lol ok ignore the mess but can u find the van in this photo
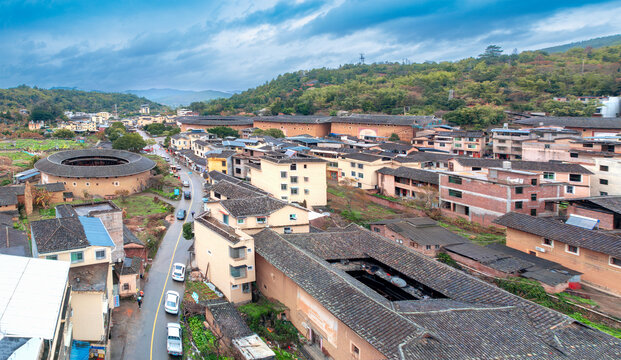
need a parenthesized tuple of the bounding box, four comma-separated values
(183, 191, 191, 200)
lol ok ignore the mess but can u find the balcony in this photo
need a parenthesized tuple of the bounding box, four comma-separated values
(230, 265, 247, 279)
(229, 246, 247, 261)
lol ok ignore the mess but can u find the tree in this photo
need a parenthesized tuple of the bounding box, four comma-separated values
(115, 189, 130, 203)
(112, 133, 147, 152)
(33, 188, 52, 208)
(28, 155, 41, 169)
(29, 102, 62, 122)
(479, 45, 503, 63)
(182, 222, 194, 240)
(541, 99, 598, 116)
(388, 133, 400, 141)
(163, 135, 171, 148)
(443, 105, 506, 129)
(207, 126, 239, 138)
(252, 128, 285, 138)
(53, 128, 75, 139)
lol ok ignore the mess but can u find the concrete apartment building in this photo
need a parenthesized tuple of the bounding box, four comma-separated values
(495, 212, 621, 296)
(252, 225, 621, 360)
(253, 116, 332, 137)
(491, 128, 530, 159)
(194, 213, 256, 304)
(439, 165, 571, 226)
(0, 254, 73, 360)
(434, 131, 487, 157)
(337, 153, 392, 189)
(376, 166, 439, 199)
(521, 137, 575, 162)
(248, 153, 327, 208)
(566, 138, 621, 196)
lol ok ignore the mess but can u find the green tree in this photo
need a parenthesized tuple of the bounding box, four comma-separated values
(182, 222, 194, 240)
(388, 133, 400, 141)
(252, 128, 286, 138)
(443, 105, 506, 129)
(29, 102, 62, 122)
(112, 133, 147, 152)
(541, 99, 598, 116)
(53, 128, 75, 139)
(479, 45, 503, 64)
(207, 126, 239, 138)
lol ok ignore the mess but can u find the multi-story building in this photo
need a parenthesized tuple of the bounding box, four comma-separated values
(514, 117, 621, 138)
(0, 254, 73, 360)
(439, 165, 572, 226)
(434, 131, 487, 157)
(139, 104, 150, 114)
(491, 128, 530, 160)
(337, 153, 392, 189)
(566, 138, 621, 196)
(170, 133, 191, 151)
(249, 153, 327, 208)
(495, 212, 621, 296)
(205, 150, 236, 175)
(376, 166, 439, 199)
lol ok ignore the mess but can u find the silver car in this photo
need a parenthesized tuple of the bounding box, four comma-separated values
(171, 263, 185, 282)
(164, 290, 180, 315)
(166, 323, 183, 356)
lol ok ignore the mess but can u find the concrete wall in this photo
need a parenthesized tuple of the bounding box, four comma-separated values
(118, 273, 140, 298)
(41, 171, 152, 198)
(337, 158, 390, 189)
(255, 255, 387, 360)
(505, 228, 621, 296)
(72, 291, 106, 341)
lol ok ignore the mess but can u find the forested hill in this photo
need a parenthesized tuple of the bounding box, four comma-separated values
(191, 45, 621, 128)
(0, 85, 165, 115)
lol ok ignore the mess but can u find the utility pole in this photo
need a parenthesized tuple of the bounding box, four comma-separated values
(581, 58, 585, 74)
(359, 53, 365, 65)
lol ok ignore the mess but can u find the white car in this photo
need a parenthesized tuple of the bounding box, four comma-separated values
(164, 290, 180, 315)
(166, 323, 183, 356)
(182, 180, 189, 187)
(171, 263, 185, 282)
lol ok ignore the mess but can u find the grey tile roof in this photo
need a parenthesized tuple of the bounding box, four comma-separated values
(333, 114, 437, 126)
(436, 130, 485, 138)
(0, 225, 30, 257)
(114, 256, 142, 276)
(253, 226, 621, 359)
(377, 167, 439, 185)
(207, 171, 267, 194)
(208, 180, 265, 199)
(494, 212, 621, 258)
(35, 149, 156, 178)
(195, 213, 242, 244)
(34, 182, 65, 193)
(68, 263, 109, 292)
(342, 152, 389, 162)
(566, 196, 621, 215)
(381, 219, 465, 246)
(203, 299, 254, 340)
(392, 153, 453, 163)
(452, 158, 593, 174)
(253, 115, 332, 124)
(218, 195, 287, 217)
(0, 191, 18, 206)
(55, 204, 77, 218)
(31, 217, 89, 254)
(515, 116, 621, 129)
(123, 225, 144, 246)
(377, 142, 414, 152)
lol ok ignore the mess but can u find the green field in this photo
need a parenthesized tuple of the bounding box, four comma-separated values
(112, 195, 169, 218)
(0, 139, 88, 151)
(0, 151, 35, 168)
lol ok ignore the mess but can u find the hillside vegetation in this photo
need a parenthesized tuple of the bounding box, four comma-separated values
(191, 45, 621, 128)
(0, 85, 164, 117)
(541, 34, 621, 53)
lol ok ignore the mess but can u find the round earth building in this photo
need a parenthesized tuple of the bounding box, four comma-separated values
(35, 149, 156, 198)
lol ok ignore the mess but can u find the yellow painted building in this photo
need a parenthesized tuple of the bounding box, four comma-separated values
(249, 154, 327, 208)
(337, 153, 392, 189)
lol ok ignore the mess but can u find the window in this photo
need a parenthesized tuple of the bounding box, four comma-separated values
(85, 182, 90, 186)
(543, 238, 553, 247)
(281, 183, 287, 190)
(358, 173, 364, 178)
(304, 189, 309, 194)
(531, 179, 537, 185)
(231, 284, 239, 290)
(71, 251, 84, 263)
(531, 193, 537, 201)
(610, 257, 621, 268)
(351, 171, 356, 177)
(544, 144, 550, 149)
(284, 227, 293, 234)
(73, 182, 77, 186)
(229, 247, 246, 259)
(435, 245, 440, 249)
(515, 201, 523, 209)
(448, 176, 462, 184)
(222, 214, 229, 225)
(351, 344, 360, 359)
(566, 245, 579, 255)
(304, 164, 307, 169)
(454, 143, 462, 148)
(113, 181, 120, 186)
(600, 179, 608, 185)
(341, 172, 345, 177)
(290, 176, 298, 183)
(600, 165, 609, 172)
(289, 214, 297, 221)
(123, 283, 130, 291)
(570, 152, 578, 158)
(280, 171, 287, 178)
(357, 163, 363, 169)
(448, 189, 462, 198)
(583, 143, 593, 148)
(46, 255, 58, 260)
(566, 185, 574, 194)
(290, 164, 297, 170)
(425, 245, 431, 250)
(569, 174, 582, 182)
(351, 162, 356, 168)
(543, 172, 555, 180)
(242, 283, 251, 293)
(304, 177, 309, 182)
(515, 187, 523, 194)
(281, 196, 288, 200)
(600, 191, 608, 196)
(95, 250, 106, 260)
(373, 227, 380, 232)
(291, 187, 298, 195)
(237, 218, 245, 224)
(530, 209, 537, 216)
(230, 265, 247, 278)
(257, 217, 266, 224)
(472, 167, 482, 171)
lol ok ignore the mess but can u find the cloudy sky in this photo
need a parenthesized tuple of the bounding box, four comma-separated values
(1, 0, 621, 92)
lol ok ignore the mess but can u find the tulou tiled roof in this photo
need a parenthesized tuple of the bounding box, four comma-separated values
(254, 226, 621, 359)
(35, 149, 156, 178)
(377, 167, 439, 185)
(494, 212, 621, 258)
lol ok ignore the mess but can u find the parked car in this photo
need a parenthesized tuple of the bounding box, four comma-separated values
(171, 263, 185, 282)
(182, 180, 189, 187)
(166, 323, 183, 356)
(183, 191, 191, 200)
(176, 209, 186, 220)
(164, 290, 180, 315)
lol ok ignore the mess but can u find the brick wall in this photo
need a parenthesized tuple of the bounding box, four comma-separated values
(330, 122, 414, 141)
(567, 205, 615, 230)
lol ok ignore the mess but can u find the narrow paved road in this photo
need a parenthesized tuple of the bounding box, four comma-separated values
(112, 131, 204, 359)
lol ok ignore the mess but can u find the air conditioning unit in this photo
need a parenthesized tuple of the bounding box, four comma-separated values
(535, 246, 546, 253)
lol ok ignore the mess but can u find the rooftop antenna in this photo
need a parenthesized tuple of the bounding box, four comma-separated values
(359, 53, 365, 65)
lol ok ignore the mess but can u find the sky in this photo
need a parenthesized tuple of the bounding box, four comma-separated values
(1, 0, 621, 92)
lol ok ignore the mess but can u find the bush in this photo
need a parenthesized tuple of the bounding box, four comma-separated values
(436, 252, 461, 270)
(183, 222, 194, 240)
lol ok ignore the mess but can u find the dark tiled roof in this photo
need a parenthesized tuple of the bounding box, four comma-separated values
(0, 213, 13, 226)
(31, 217, 89, 254)
(372, 218, 465, 246)
(55, 204, 77, 218)
(218, 196, 287, 217)
(209, 180, 265, 199)
(452, 158, 592, 174)
(207, 171, 267, 194)
(35, 149, 156, 178)
(195, 213, 242, 244)
(377, 167, 439, 185)
(205, 150, 236, 159)
(0, 191, 17, 206)
(123, 225, 144, 246)
(254, 227, 621, 359)
(115, 256, 142, 276)
(515, 117, 621, 129)
(444, 242, 534, 273)
(0, 225, 30, 257)
(35, 182, 65, 192)
(566, 196, 621, 215)
(177, 116, 254, 126)
(392, 153, 453, 163)
(69, 263, 109, 292)
(494, 212, 621, 258)
(253, 115, 332, 124)
(436, 131, 485, 138)
(203, 299, 254, 340)
(342, 152, 389, 162)
(377, 142, 414, 152)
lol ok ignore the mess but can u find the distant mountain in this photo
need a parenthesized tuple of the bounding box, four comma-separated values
(125, 88, 233, 107)
(540, 34, 621, 53)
